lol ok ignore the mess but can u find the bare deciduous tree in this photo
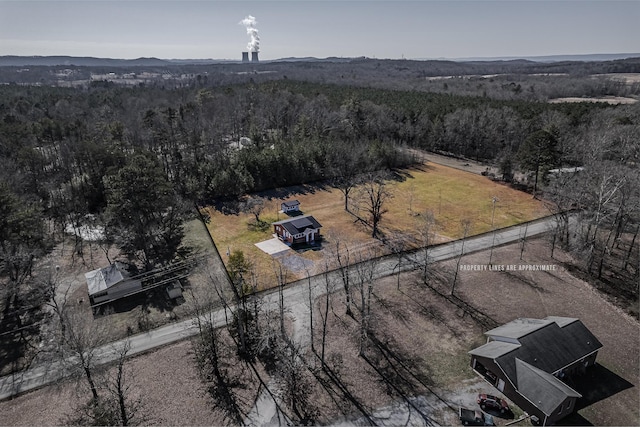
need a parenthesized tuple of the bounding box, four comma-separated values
(242, 196, 266, 227)
(418, 210, 437, 284)
(357, 173, 393, 239)
(390, 237, 406, 290)
(64, 312, 107, 401)
(189, 273, 247, 425)
(276, 343, 318, 424)
(452, 219, 472, 296)
(353, 248, 378, 357)
(318, 260, 336, 367)
(105, 340, 145, 426)
(333, 240, 353, 317)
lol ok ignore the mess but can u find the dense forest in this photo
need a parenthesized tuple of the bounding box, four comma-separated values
(1, 57, 639, 335)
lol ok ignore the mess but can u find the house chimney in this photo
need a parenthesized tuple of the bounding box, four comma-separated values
(242, 52, 249, 62)
(251, 51, 259, 62)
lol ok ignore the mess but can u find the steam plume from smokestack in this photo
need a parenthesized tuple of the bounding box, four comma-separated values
(239, 15, 260, 52)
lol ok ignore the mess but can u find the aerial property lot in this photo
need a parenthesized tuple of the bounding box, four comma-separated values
(2, 237, 635, 426)
(204, 161, 548, 290)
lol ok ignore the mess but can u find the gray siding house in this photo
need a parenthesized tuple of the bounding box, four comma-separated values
(469, 317, 601, 426)
(86, 262, 142, 306)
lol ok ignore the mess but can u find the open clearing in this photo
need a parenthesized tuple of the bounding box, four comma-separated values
(2, 237, 636, 426)
(205, 161, 547, 290)
(549, 96, 638, 105)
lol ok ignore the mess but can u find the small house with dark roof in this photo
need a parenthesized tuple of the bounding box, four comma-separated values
(273, 215, 322, 245)
(469, 317, 602, 426)
(281, 200, 300, 214)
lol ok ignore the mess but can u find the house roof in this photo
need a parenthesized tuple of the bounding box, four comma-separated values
(85, 262, 130, 295)
(469, 341, 521, 359)
(273, 215, 322, 235)
(281, 200, 300, 207)
(485, 317, 553, 340)
(471, 317, 600, 417)
(495, 318, 602, 382)
(544, 316, 579, 328)
(515, 359, 581, 416)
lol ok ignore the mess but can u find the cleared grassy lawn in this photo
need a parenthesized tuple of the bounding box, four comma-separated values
(204, 162, 548, 290)
(387, 163, 548, 238)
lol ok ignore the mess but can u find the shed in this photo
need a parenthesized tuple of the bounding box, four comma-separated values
(281, 200, 301, 213)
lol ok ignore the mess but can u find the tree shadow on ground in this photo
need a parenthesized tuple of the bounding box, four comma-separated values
(310, 359, 377, 425)
(209, 182, 331, 215)
(404, 162, 436, 174)
(259, 182, 331, 201)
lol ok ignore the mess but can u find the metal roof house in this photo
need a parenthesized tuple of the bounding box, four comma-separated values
(469, 317, 602, 426)
(273, 215, 322, 245)
(85, 262, 142, 306)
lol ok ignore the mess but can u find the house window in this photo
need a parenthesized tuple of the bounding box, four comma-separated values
(558, 405, 563, 415)
(566, 401, 572, 410)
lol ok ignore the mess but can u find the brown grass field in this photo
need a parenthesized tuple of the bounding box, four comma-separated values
(204, 162, 548, 290)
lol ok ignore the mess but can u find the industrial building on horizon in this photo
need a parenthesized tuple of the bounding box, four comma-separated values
(241, 51, 259, 63)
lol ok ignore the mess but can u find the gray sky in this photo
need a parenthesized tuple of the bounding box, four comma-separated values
(1, 0, 638, 60)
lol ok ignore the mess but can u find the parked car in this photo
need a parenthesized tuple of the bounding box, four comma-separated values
(459, 407, 495, 426)
(477, 393, 510, 414)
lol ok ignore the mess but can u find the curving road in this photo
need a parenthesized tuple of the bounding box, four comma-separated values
(0, 215, 563, 402)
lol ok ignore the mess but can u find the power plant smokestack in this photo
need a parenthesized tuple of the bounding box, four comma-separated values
(242, 52, 249, 62)
(251, 51, 259, 62)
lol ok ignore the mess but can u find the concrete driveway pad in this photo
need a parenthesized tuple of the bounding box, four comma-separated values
(255, 237, 290, 255)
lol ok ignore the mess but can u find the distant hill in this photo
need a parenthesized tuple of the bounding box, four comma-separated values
(0, 56, 171, 67)
(448, 53, 640, 63)
(2, 54, 639, 80)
